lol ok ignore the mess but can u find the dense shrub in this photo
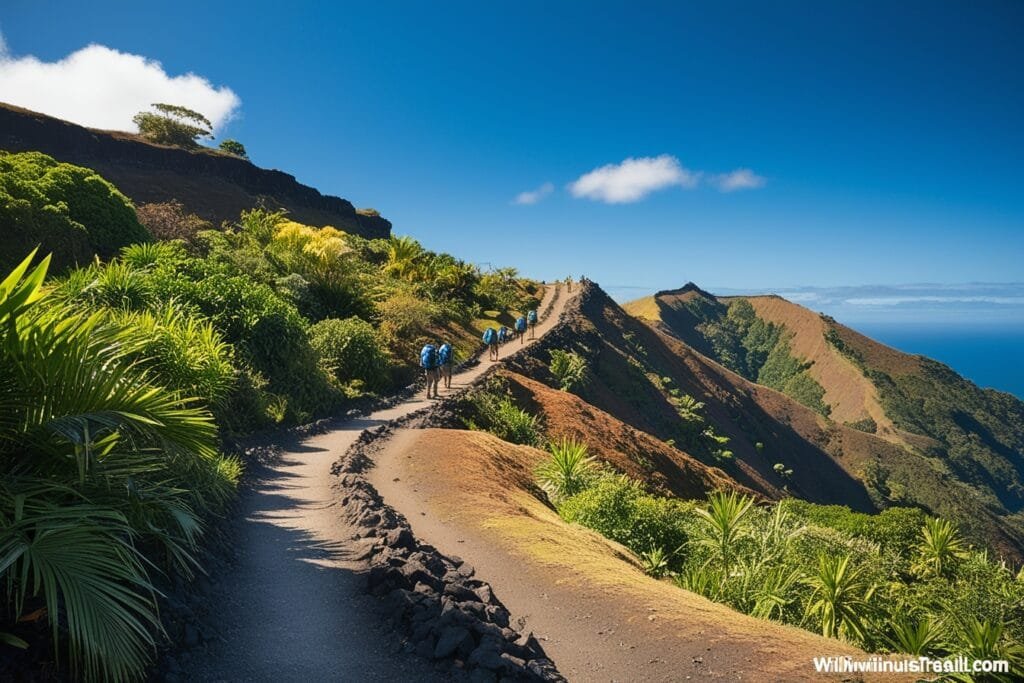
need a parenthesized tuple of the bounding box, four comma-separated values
(0, 252, 238, 680)
(113, 306, 236, 407)
(0, 151, 150, 270)
(559, 475, 692, 562)
(309, 317, 390, 392)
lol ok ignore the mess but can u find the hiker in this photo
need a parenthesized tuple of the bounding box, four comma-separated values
(482, 327, 498, 361)
(515, 315, 527, 345)
(438, 340, 453, 389)
(498, 325, 510, 346)
(420, 342, 440, 399)
(566, 276, 572, 293)
(527, 309, 538, 339)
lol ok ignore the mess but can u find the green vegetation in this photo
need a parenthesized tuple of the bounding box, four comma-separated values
(545, 457, 1024, 667)
(218, 139, 248, 158)
(535, 438, 600, 501)
(1, 158, 541, 678)
(549, 349, 589, 392)
(558, 474, 690, 562)
(462, 384, 542, 446)
(824, 319, 1024, 540)
(133, 103, 213, 148)
(309, 316, 390, 394)
(685, 298, 830, 416)
(1, 252, 239, 681)
(0, 151, 151, 271)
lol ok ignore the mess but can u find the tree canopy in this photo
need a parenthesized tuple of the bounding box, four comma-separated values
(133, 103, 213, 148)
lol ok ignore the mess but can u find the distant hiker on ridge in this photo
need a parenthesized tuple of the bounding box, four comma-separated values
(515, 315, 527, 345)
(483, 326, 499, 361)
(420, 341, 440, 399)
(438, 340, 453, 389)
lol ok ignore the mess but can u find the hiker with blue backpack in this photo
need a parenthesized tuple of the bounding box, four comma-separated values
(498, 325, 510, 346)
(515, 315, 527, 345)
(483, 327, 499, 361)
(420, 342, 440, 399)
(438, 341, 454, 389)
(527, 309, 538, 339)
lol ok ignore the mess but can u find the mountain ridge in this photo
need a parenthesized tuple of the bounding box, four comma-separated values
(0, 102, 391, 238)
(624, 284, 1024, 560)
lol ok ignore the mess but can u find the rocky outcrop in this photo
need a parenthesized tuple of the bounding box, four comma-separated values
(0, 103, 391, 238)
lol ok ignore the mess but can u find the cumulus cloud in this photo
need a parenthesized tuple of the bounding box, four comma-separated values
(710, 168, 766, 192)
(569, 155, 700, 204)
(513, 182, 554, 205)
(0, 35, 240, 134)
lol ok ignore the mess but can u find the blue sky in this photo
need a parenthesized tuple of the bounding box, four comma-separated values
(1, 1, 1022, 324)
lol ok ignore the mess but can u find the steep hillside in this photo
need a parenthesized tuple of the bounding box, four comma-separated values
(626, 284, 1024, 560)
(494, 369, 753, 499)
(509, 283, 877, 509)
(0, 103, 390, 237)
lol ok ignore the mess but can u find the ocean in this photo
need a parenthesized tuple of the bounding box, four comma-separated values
(855, 324, 1024, 399)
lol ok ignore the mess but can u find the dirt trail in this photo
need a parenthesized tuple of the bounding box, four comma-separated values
(369, 429, 893, 682)
(178, 284, 572, 682)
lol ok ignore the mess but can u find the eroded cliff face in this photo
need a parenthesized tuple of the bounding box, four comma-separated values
(0, 103, 391, 238)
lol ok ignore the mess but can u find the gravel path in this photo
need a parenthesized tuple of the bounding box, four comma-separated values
(176, 284, 571, 682)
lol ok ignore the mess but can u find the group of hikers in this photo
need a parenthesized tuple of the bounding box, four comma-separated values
(417, 307, 540, 400)
(418, 340, 454, 400)
(482, 308, 539, 361)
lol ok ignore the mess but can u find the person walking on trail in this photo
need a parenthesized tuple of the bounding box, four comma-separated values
(515, 315, 527, 345)
(566, 276, 572, 293)
(527, 308, 538, 339)
(438, 341, 453, 389)
(483, 327, 499, 361)
(498, 325, 510, 346)
(420, 342, 440, 399)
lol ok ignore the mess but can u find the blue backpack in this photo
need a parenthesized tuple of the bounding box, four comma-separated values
(498, 327, 510, 342)
(420, 344, 438, 369)
(482, 328, 496, 345)
(515, 316, 527, 333)
(527, 310, 538, 324)
(438, 343, 452, 365)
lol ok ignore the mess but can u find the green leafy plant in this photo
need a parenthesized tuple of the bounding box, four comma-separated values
(549, 349, 589, 392)
(1, 251, 238, 680)
(464, 391, 541, 446)
(535, 438, 599, 501)
(913, 517, 969, 579)
(885, 616, 946, 656)
(639, 547, 672, 578)
(692, 491, 756, 582)
(804, 554, 876, 643)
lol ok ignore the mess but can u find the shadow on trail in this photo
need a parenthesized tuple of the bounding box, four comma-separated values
(176, 421, 436, 682)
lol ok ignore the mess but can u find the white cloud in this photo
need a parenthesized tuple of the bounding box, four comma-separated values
(710, 168, 766, 192)
(569, 155, 699, 204)
(0, 35, 240, 135)
(513, 182, 554, 205)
